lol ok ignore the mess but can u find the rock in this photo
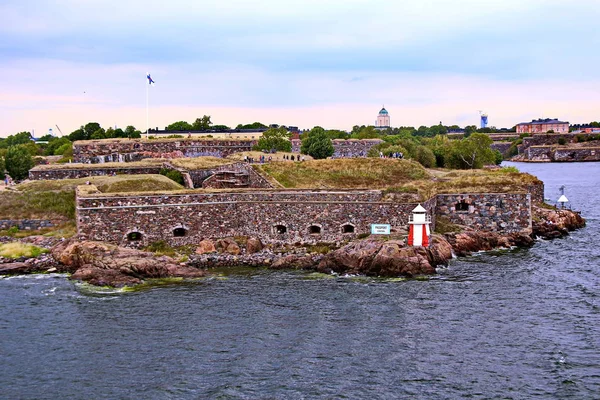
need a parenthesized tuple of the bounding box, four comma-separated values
(317, 238, 451, 277)
(0, 262, 31, 275)
(445, 230, 534, 257)
(532, 206, 585, 239)
(246, 237, 263, 254)
(317, 240, 383, 275)
(51, 239, 205, 287)
(215, 238, 241, 255)
(195, 239, 216, 254)
(271, 254, 319, 270)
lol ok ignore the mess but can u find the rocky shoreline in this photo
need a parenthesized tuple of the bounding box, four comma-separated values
(0, 207, 585, 287)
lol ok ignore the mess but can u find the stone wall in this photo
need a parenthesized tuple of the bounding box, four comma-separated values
(291, 139, 384, 157)
(76, 188, 531, 247)
(73, 139, 257, 163)
(187, 163, 274, 189)
(490, 142, 513, 157)
(76, 189, 430, 246)
(29, 166, 163, 180)
(518, 145, 600, 163)
(520, 133, 597, 152)
(435, 193, 531, 233)
(0, 219, 55, 231)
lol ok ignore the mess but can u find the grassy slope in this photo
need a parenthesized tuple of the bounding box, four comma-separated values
(0, 175, 183, 221)
(257, 158, 431, 189)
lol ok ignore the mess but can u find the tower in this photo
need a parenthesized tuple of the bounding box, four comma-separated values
(376, 106, 390, 128)
(480, 112, 488, 129)
(408, 204, 431, 247)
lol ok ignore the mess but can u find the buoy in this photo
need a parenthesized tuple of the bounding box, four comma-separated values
(408, 204, 432, 247)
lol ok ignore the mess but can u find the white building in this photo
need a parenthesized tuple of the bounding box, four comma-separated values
(376, 107, 390, 128)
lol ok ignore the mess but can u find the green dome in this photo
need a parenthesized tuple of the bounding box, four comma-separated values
(379, 107, 388, 115)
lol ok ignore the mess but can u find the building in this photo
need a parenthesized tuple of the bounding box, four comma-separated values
(376, 107, 390, 128)
(516, 118, 569, 134)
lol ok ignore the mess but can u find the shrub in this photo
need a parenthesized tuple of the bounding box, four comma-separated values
(159, 169, 185, 185)
(576, 134, 586, 143)
(558, 137, 566, 145)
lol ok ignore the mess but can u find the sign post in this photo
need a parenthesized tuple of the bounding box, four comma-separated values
(371, 224, 391, 235)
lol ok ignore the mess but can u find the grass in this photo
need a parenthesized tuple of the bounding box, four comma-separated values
(0, 222, 77, 238)
(166, 157, 235, 170)
(0, 190, 76, 220)
(257, 158, 431, 189)
(0, 242, 48, 258)
(31, 158, 165, 170)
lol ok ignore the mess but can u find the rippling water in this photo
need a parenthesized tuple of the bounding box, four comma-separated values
(1, 162, 599, 399)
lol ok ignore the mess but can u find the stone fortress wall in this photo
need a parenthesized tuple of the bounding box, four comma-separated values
(74, 138, 386, 164)
(76, 188, 532, 247)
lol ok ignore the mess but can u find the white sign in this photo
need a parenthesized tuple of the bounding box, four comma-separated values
(371, 224, 391, 235)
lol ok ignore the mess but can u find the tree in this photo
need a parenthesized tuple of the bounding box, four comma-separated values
(5, 145, 35, 180)
(191, 115, 212, 130)
(464, 125, 478, 137)
(212, 125, 230, 131)
(125, 126, 142, 138)
(90, 128, 106, 140)
(446, 133, 495, 169)
(44, 137, 72, 156)
(414, 145, 436, 168)
(0, 131, 33, 148)
(254, 127, 291, 152)
(301, 126, 334, 159)
(236, 122, 268, 130)
(166, 121, 193, 131)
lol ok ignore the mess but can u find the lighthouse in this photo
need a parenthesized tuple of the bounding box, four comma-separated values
(408, 204, 431, 247)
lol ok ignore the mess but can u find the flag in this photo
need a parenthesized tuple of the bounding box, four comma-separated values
(147, 73, 155, 85)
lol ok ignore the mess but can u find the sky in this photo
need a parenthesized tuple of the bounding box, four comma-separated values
(1, 0, 599, 137)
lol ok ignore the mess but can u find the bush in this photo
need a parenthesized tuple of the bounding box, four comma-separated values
(414, 146, 436, 168)
(5, 145, 35, 180)
(55, 142, 72, 155)
(558, 137, 567, 145)
(576, 134, 587, 143)
(159, 169, 185, 185)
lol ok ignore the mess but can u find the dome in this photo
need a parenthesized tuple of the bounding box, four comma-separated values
(379, 107, 388, 115)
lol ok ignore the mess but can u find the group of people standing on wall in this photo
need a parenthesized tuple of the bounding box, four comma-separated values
(243, 154, 306, 164)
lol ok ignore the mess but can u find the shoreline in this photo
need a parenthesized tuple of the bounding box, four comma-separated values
(0, 206, 585, 287)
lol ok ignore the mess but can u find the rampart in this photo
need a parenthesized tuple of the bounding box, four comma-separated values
(29, 165, 163, 180)
(436, 193, 531, 233)
(0, 219, 56, 231)
(73, 139, 257, 163)
(76, 188, 532, 247)
(520, 146, 600, 163)
(291, 139, 383, 157)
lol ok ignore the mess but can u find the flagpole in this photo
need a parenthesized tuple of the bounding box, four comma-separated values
(146, 74, 149, 139)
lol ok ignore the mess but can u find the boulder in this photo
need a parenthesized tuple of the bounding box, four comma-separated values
(195, 239, 216, 255)
(51, 239, 205, 287)
(532, 206, 585, 239)
(215, 238, 241, 255)
(246, 237, 263, 254)
(271, 254, 319, 270)
(317, 239, 383, 275)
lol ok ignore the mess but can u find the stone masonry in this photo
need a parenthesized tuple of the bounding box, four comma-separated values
(76, 188, 531, 247)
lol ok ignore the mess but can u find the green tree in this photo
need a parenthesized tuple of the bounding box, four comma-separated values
(446, 133, 495, 169)
(191, 115, 212, 130)
(212, 125, 230, 131)
(464, 125, 478, 137)
(44, 137, 72, 156)
(5, 145, 35, 180)
(414, 145, 436, 168)
(0, 131, 33, 148)
(325, 129, 348, 139)
(90, 128, 106, 140)
(166, 121, 193, 131)
(255, 127, 291, 152)
(125, 126, 142, 138)
(236, 122, 268, 130)
(301, 126, 334, 159)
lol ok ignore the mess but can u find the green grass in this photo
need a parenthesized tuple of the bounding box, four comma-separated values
(257, 158, 431, 189)
(0, 242, 48, 258)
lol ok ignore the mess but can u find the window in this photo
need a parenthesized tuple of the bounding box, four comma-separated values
(455, 201, 469, 212)
(309, 225, 322, 235)
(341, 224, 355, 233)
(127, 232, 142, 241)
(173, 227, 187, 237)
(274, 224, 287, 234)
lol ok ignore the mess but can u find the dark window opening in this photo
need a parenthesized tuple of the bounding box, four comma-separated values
(455, 201, 469, 211)
(274, 225, 287, 234)
(309, 225, 322, 235)
(127, 232, 142, 241)
(342, 224, 355, 233)
(173, 227, 187, 237)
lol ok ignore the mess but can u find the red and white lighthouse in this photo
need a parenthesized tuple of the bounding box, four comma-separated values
(408, 204, 431, 247)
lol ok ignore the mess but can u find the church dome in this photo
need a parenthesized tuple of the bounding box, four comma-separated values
(379, 107, 388, 115)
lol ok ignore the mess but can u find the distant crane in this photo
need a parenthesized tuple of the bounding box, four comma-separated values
(55, 125, 64, 136)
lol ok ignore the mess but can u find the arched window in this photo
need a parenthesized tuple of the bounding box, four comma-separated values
(341, 224, 355, 233)
(274, 224, 287, 234)
(309, 225, 322, 235)
(173, 227, 187, 237)
(127, 232, 142, 241)
(455, 201, 469, 211)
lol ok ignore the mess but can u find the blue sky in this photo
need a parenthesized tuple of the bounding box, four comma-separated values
(1, 0, 599, 136)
